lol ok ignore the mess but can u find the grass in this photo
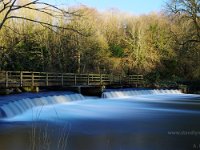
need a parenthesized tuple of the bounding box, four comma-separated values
(29, 105, 71, 150)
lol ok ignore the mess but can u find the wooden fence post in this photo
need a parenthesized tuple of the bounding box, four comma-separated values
(61, 73, 64, 86)
(74, 74, 77, 86)
(109, 74, 112, 85)
(137, 75, 139, 87)
(87, 74, 90, 85)
(100, 73, 102, 85)
(5, 71, 8, 88)
(31, 72, 34, 87)
(46, 73, 48, 86)
(20, 71, 23, 87)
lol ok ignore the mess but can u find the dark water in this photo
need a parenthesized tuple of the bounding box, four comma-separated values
(0, 91, 200, 150)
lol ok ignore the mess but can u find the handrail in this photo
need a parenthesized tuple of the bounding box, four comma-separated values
(0, 71, 144, 88)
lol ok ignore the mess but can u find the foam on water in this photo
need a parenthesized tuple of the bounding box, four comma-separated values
(102, 89, 182, 98)
(0, 89, 199, 122)
(0, 89, 199, 123)
(0, 89, 200, 150)
(0, 92, 84, 118)
(0, 96, 199, 147)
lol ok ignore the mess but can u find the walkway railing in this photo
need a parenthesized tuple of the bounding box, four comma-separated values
(0, 71, 144, 88)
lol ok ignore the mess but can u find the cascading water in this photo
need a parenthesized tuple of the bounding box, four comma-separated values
(102, 89, 182, 98)
(0, 89, 200, 150)
(0, 92, 84, 118)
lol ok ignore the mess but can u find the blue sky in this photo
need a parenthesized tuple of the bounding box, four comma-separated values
(47, 0, 166, 15)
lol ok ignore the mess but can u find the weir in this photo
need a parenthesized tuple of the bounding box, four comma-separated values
(102, 89, 182, 98)
(0, 89, 185, 118)
(0, 89, 200, 150)
(0, 92, 84, 118)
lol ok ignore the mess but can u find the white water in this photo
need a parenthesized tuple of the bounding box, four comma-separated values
(1, 89, 200, 150)
(102, 89, 182, 98)
(0, 89, 199, 122)
(0, 93, 84, 118)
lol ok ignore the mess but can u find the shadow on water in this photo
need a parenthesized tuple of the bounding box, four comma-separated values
(0, 90, 200, 150)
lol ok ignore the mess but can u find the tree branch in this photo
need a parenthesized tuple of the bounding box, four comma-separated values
(36, 2, 82, 17)
(11, 0, 39, 11)
(7, 16, 87, 36)
(0, 0, 83, 34)
(2, 24, 46, 36)
(0, 0, 12, 13)
(0, 0, 17, 30)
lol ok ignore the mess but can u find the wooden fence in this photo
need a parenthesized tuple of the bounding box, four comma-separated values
(0, 71, 144, 88)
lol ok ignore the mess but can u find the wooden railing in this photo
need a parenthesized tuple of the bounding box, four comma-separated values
(0, 71, 144, 88)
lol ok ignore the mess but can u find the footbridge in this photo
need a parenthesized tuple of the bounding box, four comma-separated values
(0, 71, 144, 95)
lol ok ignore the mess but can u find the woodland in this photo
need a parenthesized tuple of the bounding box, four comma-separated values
(0, 0, 199, 84)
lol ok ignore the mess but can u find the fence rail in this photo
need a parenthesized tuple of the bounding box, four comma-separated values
(0, 71, 144, 88)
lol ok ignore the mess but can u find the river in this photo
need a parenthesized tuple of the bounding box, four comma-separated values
(0, 89, 200, 150)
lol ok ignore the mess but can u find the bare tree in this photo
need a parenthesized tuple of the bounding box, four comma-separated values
(165, 0, 200, 79)
(0, 0, 82, 33)
(166, 0, 200, 39)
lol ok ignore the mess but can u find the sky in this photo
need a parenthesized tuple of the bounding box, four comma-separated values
(47, 0, 166, 15)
